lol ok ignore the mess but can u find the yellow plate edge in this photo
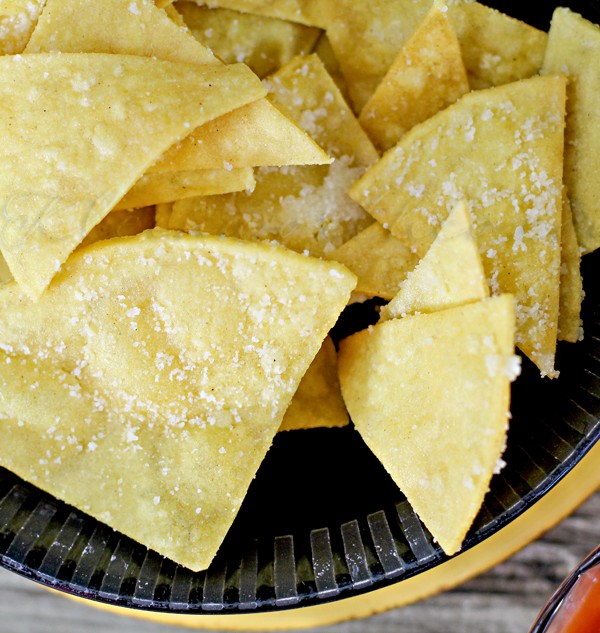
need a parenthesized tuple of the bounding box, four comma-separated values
(53, 439, 600, 630)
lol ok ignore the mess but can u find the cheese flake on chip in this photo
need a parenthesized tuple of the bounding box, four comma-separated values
(0, 229, 356, 571)
(338, 294, 518, 555)
(350, 75, 566, 377)
(0, 53, 265, 300)
(380, 200, 488, 320)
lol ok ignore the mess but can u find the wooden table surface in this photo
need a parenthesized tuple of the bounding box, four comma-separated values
(0, 489, 598, 633)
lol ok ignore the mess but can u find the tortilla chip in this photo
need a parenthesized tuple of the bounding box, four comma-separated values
(115, 168, 255, 210)
(0, 53, 264, 300)
(0, 229, 356, 571)
(199, 0, 324, 27)
(79, 207, 156, 249)
(314, 33, 352, 107)
(330, 223, 416, 300)
(542, 8, 600, 254)
(338, 294, 518, 555)
(175, 1, 321, 78)
(162, 2, 185, 26)
(168, 54, 377, 257)
(25, 0, 217, 63)
(380, 200, 488, 320)
(448, 2, 547, 90)
(0, 253, 13, 285)
(558, 195, 583, 343)
(27, 0, 328, 172)
(149, 99, 330, 173)
(279, 336, 348, 431)
(350, 75, 566, 377)
(155, 203, 173, 229)
(360, 1, 469, 152)
(323, 0, 471, 114)
(0, 0, 45, 54)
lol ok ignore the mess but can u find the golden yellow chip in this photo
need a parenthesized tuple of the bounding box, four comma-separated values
(338, 294, 518, 555)
(149, 99, 329, 173)
(558, 195, 583, 343)
(0, 253, 13, 285)
(279, 337, 348, 431)
(0, 229, 356, 571)
(350, 75, 566, 377)
(198, 0, 324, 27)
(0, 0, 45, 54)
(79, 207, 156, 249)
(380, 200, 488, 320)
(155, 203, 173, 229)
(0, 53, 264, 300)
(175, 1, 321, 78)
(360, 1, 469, 152)
(448, 2, 547, 90)
(542, 8, 600, 254)
(115, 167, 255, 210)
(162, 2, 185, 25)
(25, 0, 217, 63)
(330, 223, 416, 300)
(27, 0, 328, 172)
(168, 54, 377, 257)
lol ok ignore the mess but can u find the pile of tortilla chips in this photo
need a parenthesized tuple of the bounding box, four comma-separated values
(0, 0, 596, 572)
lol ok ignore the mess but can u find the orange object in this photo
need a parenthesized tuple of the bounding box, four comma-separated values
(546, 566, 600, 633)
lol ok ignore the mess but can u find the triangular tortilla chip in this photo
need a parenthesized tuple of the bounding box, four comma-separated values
(380, 200, 488, 320)
(279, 336, 348, 431)
(330, 222, 417, 300)
(350, 75, 566, 377)
(0, 53, 264, 300)
(542, 8, 600, 254)
(447, 2, 547, 90)
(322, 0, 471, 113)
(175, 1, 321, 78)
(26, 0, 328, 171)
(168, 54, 377, 257)
(114, 167, 255, 210)
(359, 0, 469, 152)
(0, 0, 45, 54)
(338, 294, 518, 555)
(79, 207, 156, 249)
(149, 99, 329, 173)
(0, 229, 356, 571)
(558, 195, 583, 343)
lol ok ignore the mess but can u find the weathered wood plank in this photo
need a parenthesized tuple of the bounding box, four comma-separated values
(0, 491, 598, 633)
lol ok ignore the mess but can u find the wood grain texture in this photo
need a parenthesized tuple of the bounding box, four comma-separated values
(0, 491, 598, 633)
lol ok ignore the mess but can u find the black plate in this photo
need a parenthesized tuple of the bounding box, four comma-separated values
(2, 0, 600, 615)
